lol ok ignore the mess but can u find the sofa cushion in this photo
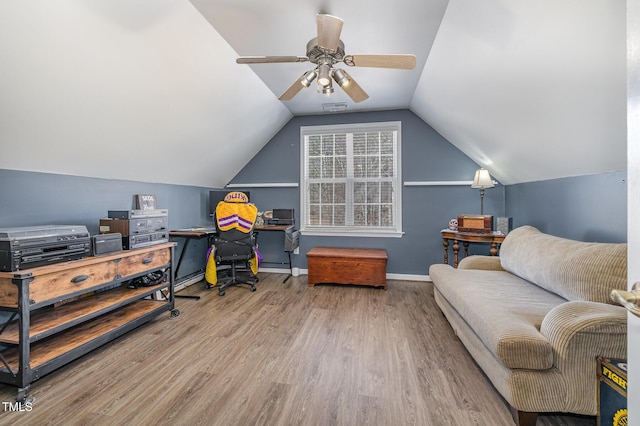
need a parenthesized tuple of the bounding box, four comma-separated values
(499, 226, 627, 304)
(430, 263, 565, 370)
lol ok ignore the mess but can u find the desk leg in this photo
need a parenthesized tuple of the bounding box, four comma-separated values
(283, 251, 292, 283)
(463, 241, 469, 259)
(175, 237, 188, 277)
(453, 239, 460, 268)
(443, 238, 449, 265)
(490, 242, 499, 256)
(174, 237, 202, 300)
(176, 294, 201, 300)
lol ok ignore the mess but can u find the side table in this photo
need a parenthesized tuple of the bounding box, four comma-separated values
(441, 230, 506, 268)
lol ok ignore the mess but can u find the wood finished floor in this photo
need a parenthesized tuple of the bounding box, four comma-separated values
(0, 273, 596, 426)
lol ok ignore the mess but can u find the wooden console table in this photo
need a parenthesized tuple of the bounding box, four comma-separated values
(441, 230, 506, 268)
(0, 242, 178, 402)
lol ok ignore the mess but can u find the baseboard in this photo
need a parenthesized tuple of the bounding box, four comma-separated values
(257, 267, 430, 282)
(258, 267, 293, 274)
(178, 270, 431, 285)
(387, 273, 431, 282)
(175, 273, 205, 291)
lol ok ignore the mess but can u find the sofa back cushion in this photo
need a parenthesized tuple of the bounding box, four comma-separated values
(499, 226, 627, 304)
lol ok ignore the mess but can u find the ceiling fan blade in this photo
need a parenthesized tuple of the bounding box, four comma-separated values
(236, 56, 308, 64)
(344, 54, 416, 70)
(317, 14, 343, 52)
(339, 70, 369, 103)
(278, 73, 308, 101)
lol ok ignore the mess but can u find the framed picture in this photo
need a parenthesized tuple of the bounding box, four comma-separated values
(135, 194, 157, 210)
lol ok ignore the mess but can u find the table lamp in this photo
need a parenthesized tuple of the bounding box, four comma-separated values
(471, 168, 494, 215)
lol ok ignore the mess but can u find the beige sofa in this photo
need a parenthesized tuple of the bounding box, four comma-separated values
(429, 226, 627, 426)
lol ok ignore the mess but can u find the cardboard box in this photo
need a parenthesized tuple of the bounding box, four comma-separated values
(597, 357, 627, 426)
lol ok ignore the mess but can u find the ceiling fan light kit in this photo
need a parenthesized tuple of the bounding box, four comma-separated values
(317, 63, 332, 87)
(321, 85, 334, 96)
(300, 69, 317, 88)
(236, 14, 416, 104)
(332, 68, 349, 87)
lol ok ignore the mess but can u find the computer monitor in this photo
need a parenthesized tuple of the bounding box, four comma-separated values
(209, 190, 250, 216)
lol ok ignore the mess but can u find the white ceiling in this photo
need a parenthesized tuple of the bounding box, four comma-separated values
(412, 0, 627, 184)
(0, 0, 628, 188)
(189, 0, 449, 115)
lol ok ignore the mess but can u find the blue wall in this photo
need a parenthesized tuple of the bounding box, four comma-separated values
(0, 114, 625, 281)
(0, 169, 214, 280)
(229, 109, 505, 275)
(505, 171, 627, 243)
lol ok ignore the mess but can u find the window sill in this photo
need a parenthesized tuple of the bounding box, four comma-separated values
(300, 229, 404, 238)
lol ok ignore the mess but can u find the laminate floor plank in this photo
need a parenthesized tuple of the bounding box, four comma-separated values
(0, 274, 596, 426)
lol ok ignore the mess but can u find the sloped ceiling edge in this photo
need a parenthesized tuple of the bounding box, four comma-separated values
(410, 0, 627, 185)
(0, 0, 292, 189)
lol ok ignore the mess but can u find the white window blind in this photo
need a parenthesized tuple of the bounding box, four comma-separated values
(300, 121, 403, 237)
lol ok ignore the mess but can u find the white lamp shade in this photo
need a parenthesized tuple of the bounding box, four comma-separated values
(471, 168, 495, 189)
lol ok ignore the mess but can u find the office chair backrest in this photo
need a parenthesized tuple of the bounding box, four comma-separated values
(215, 191, 257, 233)
(214, 192, 257, 259)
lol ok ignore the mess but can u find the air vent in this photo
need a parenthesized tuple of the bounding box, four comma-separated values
(322, 102, 348, 112)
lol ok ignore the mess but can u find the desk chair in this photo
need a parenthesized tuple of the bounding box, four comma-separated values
(208, 192, 259, 296)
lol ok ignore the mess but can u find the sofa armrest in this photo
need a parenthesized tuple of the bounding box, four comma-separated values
(540, 301, 627, 414)
(457, 255, 505, 271)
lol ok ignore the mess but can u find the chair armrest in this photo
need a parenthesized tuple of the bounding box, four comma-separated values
(457, 255, 504, 271)
(540, 301, 627, 414)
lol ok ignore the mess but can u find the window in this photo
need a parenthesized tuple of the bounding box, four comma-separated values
(300, 121, 403, 237)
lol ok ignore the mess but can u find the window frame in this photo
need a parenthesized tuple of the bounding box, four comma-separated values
(299, 121, 403, 238)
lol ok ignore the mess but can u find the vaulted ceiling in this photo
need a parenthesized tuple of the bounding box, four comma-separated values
(0, 0, 627, 188)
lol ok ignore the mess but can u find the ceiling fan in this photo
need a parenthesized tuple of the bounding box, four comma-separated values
(236, 14, 416, 103)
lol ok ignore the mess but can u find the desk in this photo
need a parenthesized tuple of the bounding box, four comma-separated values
(254, 224, 293, 232)
(254, 224, 296, 282)
(169, 227, 218, 299)
(441, 230, 506, 268)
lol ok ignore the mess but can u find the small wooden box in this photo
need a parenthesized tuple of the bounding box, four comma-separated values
(307, 247, 387, 289)
(457, 214, 493, 234)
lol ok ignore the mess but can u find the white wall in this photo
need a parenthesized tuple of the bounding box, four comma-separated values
(0, 0, 291, 188)
(627, 0, 640, 423)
